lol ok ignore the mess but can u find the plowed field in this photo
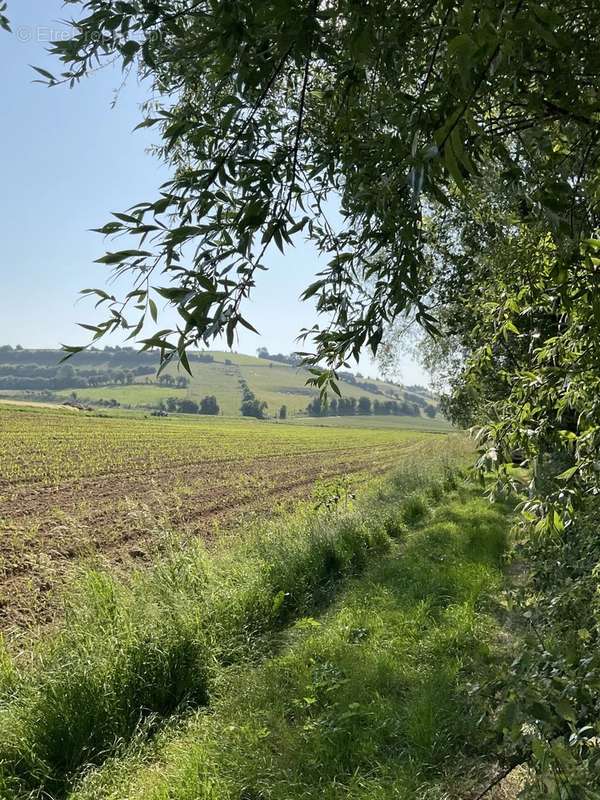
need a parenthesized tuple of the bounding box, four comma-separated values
(0, 404, 452, 627)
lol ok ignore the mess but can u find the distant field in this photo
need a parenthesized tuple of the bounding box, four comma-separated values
(291, 414, 452, 432)
(183, 360, 242, 415)
(237, 362, 406, 416)
(51, 363, 242, 414)
(0, 402, 459, 627)
(0, 348, 438, 421)
(239, 363, 321, 414)
(55, 384, 188, 406)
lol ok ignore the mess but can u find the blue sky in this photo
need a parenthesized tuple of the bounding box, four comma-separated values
(0, 1, 426, 384)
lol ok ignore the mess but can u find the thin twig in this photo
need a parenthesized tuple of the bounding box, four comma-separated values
(472, 760, 527, 800)
(285, 53, 311, 214)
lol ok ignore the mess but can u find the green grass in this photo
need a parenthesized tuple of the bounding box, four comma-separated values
(66, 493, 510, 800)
(55, 385, 188, 406)
(208, 350, 277, 366)
(183, 361, 242, 415)
(0, 443, 475, 800)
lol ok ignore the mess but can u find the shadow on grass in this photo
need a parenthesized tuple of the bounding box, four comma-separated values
(68, 494, 512, 800)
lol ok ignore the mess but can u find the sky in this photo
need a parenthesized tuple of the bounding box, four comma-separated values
(0, 1, 428, 385)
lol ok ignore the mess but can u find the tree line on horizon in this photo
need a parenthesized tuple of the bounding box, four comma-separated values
(306, 395, 436, 419)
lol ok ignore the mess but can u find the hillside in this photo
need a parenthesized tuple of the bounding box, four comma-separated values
(0, 346, 443, 425)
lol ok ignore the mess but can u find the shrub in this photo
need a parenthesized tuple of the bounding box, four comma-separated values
(200, 395, 220, 415)
(400, 493, 429, 525)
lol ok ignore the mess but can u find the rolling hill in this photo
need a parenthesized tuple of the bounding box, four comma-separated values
(0, 345, 443, 425)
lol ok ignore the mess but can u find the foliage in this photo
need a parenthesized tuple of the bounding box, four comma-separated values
(32, 0, 597, 389)
(0, 3, 9, 33)
(498, 499, 600, 797)
(387, 177, 600, 789)
(240, 396, 268, 419)
(307, 394, 420, 418)
(424, 402, 436, 418)
(357, 395, 371, 414)
(163, 396, 199, 414)
(199, 394, 219, 415)
(257, 347, 303, 367)
(239, 378, 268, 418)
(312, 475, 355, 513)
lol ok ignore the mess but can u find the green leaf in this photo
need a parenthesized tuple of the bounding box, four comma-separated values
(31, 66, 56, 84)
(556, 465, 578, 481)
(555, 699, 577, 724)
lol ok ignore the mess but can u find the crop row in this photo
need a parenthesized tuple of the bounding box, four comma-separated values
(0, 407, 427, 489)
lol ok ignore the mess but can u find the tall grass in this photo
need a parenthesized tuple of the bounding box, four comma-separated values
(0, 440, 471, 799)
(67, 495, 510, 800)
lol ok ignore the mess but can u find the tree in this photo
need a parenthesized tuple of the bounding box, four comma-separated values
(55, 364, 75, 389)
(42, 0, 600, 397)
(279, 405, 287, 420)
(176, 399, 199, 414)
(424, 403, 436, 419)
(357, 396, 372, 415)
(200, 395, 220, 415)
(241, 397, 268, 419)
(337, 397, 357, 416)
(306, 397, 324, 417)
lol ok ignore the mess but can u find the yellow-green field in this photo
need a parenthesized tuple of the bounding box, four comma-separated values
(0, 402, 460, 628)
(289, 412, 452, 432)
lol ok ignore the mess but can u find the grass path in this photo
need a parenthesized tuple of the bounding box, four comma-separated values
(68, 492, 513, 800)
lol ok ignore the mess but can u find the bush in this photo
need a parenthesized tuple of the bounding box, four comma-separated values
(400, 493, 430, 525)
(200, 395, 220, 415)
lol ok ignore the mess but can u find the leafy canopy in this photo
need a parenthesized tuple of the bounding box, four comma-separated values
(35, 0, 600, 385)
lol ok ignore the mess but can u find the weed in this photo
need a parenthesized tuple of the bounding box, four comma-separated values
(401, 492, 430, 525)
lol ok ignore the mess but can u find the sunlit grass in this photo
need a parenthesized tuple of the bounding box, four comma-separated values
(67, 494, 510, 800)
